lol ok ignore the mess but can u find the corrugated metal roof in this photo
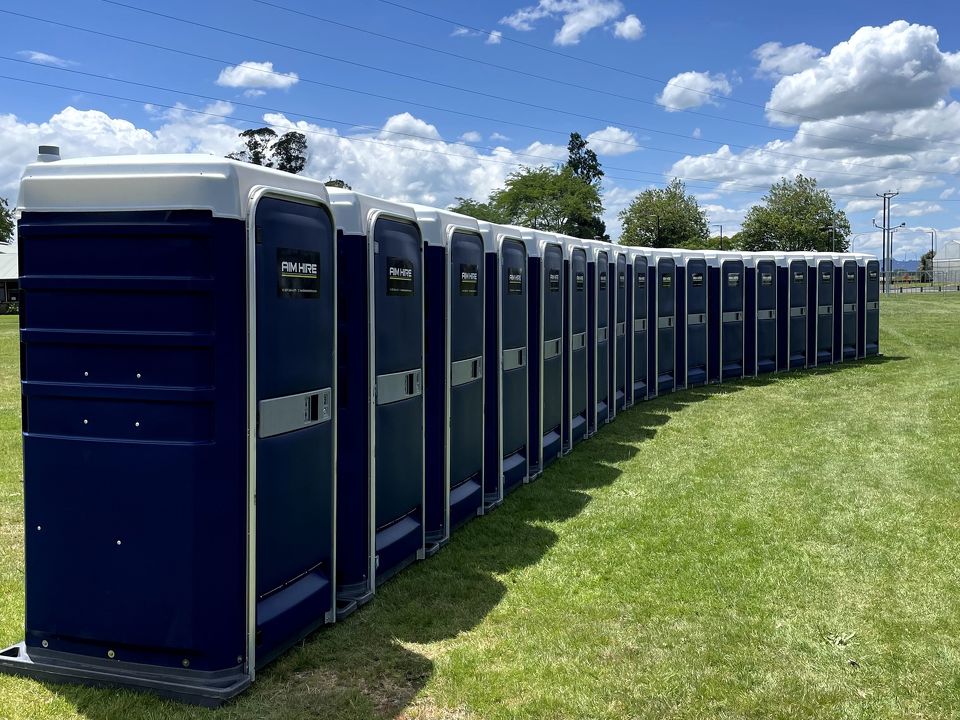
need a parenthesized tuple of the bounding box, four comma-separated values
(0, 248, 18, 281)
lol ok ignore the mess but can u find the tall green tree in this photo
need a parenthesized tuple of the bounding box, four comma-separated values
(490, 165, 603, 235)
(739, 174, 850, 251)
(0, 198, 13, 245)
(919, 249, 936, 283)
(618, 178, 709, 247)
(324, 178, 352, 190)
(449, 196, 508, 223)
(226, 127, 308, 174)
(565, 132, 608, 240)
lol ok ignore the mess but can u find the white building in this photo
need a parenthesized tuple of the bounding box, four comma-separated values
(932, 240, 960, 282)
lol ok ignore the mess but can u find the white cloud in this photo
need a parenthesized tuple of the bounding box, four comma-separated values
(752, 42, 824, 79)
(216, 61, 299, 90)
(487, 30, 503, 45)
(692, 127, 702, 139)
(765, 21, 960, 125)
(459, 130, 483, 143)
(17, 50, 74, 68)
(500, 0, 639, 46)
(941, 188, 957, 199)
(243, 89, 266, 98)
(490, 132, 511, 142)
(585, 126, 639, 155)
(452, 27, 503, 44)
(451, 27, 472, 37)
(612, 14, 644, 41)
(656, 71, 732, 111)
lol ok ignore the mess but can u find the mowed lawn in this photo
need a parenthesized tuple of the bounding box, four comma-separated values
(1, 294, 960, 720)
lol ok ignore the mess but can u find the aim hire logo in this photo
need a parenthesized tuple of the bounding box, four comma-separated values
(389, 266, 413, 280)
(281, 260, 318, 276)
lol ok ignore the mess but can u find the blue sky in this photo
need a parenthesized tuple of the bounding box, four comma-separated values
(1, 0, 959, 256)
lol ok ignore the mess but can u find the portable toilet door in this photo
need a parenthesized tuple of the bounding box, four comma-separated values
(838, 255, 859, 361)
(413, 206, 485, 553)
(613, 249, 629, 411)
(680, 251, 709, 387)
(753, 255, 778, 375)
(631, 249, 649, 402)
(863, 255, 880, 356)
(586, 241, 612, 430)
(780, 253, 809, 369)
(328, 189, 425, 609)
(566, 237, 590, 448)
(807, 254, 834, 366)
(650, 252, 677, 395)
(534, 233, 565, 470)
(1, 154, 338, 704)
(707, 252, 745, 382)
(478, 222, 531, 500)
(670, 251, 688, 390)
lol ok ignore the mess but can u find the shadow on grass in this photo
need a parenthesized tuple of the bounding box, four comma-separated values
(52, 355, 905, 719)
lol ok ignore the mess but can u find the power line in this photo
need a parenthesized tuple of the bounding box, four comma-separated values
(370, 0, 960, 150)
(2, 54, 930, 191)
(90, 1, 959, 180)
(251, 0, 933, 158)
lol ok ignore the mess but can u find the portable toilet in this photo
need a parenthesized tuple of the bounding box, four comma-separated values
(328, 189, 425, 609)
(807, 253, 835, 366)
(777, 252, 809, 370)
(584, 240, 612, 431)
(479, 222, 532, 502)
(412, 206, 485, 551)
(630, 247, 650, 402)
(744, 253, 778, 375)
(0, 153, 338, 704)
(564, 235, 590, 448)
(612, 247, 629, 412)
(706, 251, 745, 382)
(649, 250, 677, 395)
(859, 254, 881, 357)
(834, 254, 859, 362)
(526, 229, 565, 474)
(674, 250, 709, 388)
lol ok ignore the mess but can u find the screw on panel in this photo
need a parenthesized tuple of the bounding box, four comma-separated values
(136, 373, 142, 379)
(41, 640, 48, 648)
(182, 658, 190, 668)
(107, 650, 116, 659)
(83, 419, 88, 425)
(134, 422, 140, 428)
(237, 655, 243, 664)
(116, 540, 122, 546)
(83, 371, 89, 377)
(36, 526, 41, 531)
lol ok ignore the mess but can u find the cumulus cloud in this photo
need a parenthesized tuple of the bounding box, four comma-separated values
(585, 126, 640, 155)
(459, 130, 483, 143)
(941, 188, 957, 199)
(452, 27, 503, 44)
(487, 30, 503, 44)
(765, 21, 960, 125)
(490, 132, 511, 142)
(752, 42, 823, 78)
(216, 61, 299, 90)
(656, 71, 732, 111)
(17, 50, 74, 68)
(500, 0, 642, 45)
(612, 14, 644, 40)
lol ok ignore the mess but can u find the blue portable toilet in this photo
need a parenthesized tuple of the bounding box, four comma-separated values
(412, 206, 485, 551)
(806, 253, 835, 366)
(674, 250, 709, 388)
(706, 252, 745, 382)
(564, 235, 590, 448)
(0, 153, 338, 704)
(629, 247, 650, 402)
(612, 248, 629, 412)
(584, 240, 612, 431)
(649, 251, 677, 396)
(478, 222, 532, 502)
(327, 189, 425, 607)
(834, 254, 859, 362)
(857, 253, 881, 357)
(744, 254, 778, 375)
(526, 230, 565, 472)
(776, 252, 809, 370)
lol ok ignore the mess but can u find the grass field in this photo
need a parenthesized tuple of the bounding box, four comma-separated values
(1, 294, 959, 720)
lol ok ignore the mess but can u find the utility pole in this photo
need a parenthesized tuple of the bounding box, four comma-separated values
(822, 222, 838, 252)
(712, 223, 723, 251)
(874, 191, 900, 295)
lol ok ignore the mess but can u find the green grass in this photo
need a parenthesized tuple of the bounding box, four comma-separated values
(2, 295, 960, 720)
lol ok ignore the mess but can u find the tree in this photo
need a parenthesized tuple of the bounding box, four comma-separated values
(0, 198, 13, 246)
(618, 178, 709, 247)
(565, 132, 608, 240)
(739, 174, 850, 252)
(919, 249, 936, 283)
(226, 127, 308, 174)
(324, 178, 352, 190)
(490, 165, 604, 236)
(449, 196, 508, 223)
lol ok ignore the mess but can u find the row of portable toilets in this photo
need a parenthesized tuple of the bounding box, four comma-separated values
(0, 154, 881, 705)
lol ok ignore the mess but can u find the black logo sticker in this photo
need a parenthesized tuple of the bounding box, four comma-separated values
(459, 263, 479, 296)
(599, 271, 607, 290)
(507, 266, 523, 295)
(636, 272, 646, 288)
(277, 248, 320, 299)
(794, 271, 805, 283)
(869, 270, 878, 280)
(661, 274, 672, 288)
(387, 256, 415, 296)
(548, 268, 561, 292)
(761, 272, 774, 286)
(576, 271, 585, 291)
(691, 272, 704, 287)
(618, 271, 625, 288)
(821, 271, 832, 283)
(727, 272, 740, 287)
